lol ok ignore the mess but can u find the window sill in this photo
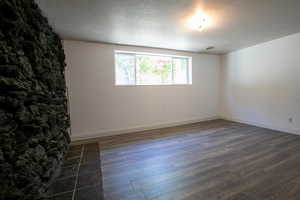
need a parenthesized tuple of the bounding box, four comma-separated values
(114, 84, 192, 87)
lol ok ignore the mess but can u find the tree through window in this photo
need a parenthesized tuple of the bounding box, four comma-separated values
(115, 51, 192, 85)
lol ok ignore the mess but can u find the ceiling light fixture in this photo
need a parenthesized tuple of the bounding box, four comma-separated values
(188, 12, 211, 31)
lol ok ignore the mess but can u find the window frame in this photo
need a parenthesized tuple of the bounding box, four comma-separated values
(114, 50, 192, 86)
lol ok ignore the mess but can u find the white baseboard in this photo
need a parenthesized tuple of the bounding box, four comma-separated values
(71, 116, 221, 142)
(223, 116, 300, 136)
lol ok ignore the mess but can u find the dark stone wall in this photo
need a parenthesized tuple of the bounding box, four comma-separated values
(0, 0, 70, 199)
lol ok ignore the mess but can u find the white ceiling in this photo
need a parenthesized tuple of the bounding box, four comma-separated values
(36, 0, 300, 54)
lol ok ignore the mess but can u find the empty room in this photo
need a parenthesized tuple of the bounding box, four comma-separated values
(1, 0, 300, 199)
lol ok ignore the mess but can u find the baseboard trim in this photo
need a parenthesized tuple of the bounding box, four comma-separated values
(71, 116, 221, 143)
(223, 117, 300, 136)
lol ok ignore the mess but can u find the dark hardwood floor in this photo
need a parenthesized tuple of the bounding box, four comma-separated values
(99, 120, 300, 200)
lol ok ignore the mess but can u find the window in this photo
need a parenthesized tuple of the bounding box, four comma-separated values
(115, 51, 192, 85)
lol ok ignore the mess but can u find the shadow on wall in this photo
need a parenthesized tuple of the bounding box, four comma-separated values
(0, 0, 70, 199)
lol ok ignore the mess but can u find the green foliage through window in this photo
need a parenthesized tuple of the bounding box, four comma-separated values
(115, 52, 191, 85)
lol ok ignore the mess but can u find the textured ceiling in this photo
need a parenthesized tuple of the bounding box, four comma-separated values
(36, 0, 300, 54)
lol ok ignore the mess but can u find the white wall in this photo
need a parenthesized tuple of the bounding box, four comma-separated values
(221, 33, 300, 134)
(64, 40, 221, 141)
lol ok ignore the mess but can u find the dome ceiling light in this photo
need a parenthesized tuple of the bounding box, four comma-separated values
(188, 12, 211, 31)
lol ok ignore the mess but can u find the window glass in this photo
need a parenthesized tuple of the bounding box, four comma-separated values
(136, 55, 172, 85)
(115, 51, 192, 85)
(115, 53, 135, 85)
(173, 58, 188, 84)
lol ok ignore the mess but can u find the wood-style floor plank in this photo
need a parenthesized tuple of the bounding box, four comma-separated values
(97, 120, 300, 200)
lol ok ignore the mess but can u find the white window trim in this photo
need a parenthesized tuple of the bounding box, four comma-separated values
(114, 50, 192, 86)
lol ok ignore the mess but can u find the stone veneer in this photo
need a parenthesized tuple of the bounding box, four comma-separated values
(0, 0, 70, 199)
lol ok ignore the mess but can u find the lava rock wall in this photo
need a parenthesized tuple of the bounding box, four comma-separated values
(0, 0, 70, 199)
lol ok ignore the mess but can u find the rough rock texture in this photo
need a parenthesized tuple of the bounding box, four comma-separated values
(0, 0, 70, 199)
